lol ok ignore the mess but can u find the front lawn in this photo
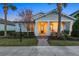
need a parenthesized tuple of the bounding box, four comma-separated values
(48, 40, 79, 46)
(0, 38, 37, 46)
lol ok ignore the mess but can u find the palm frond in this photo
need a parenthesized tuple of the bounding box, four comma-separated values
(48, 3, 52, 5)
(62, 3, 67, 8)
(9, 4, 17, 10)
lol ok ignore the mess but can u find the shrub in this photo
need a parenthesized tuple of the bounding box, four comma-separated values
(71, 30, 79, 37)
(71, 20, 79, 37)
(63, 30, 69, 34)
(0, 31, 15, 36)
(0, 31, 4, 36)
(0, 31, 35, 38)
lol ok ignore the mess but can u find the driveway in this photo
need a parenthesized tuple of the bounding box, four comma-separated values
(0, 46, 79, 56)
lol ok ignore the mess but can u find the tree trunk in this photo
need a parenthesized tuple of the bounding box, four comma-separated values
(57, 3, 62, 37)
(4, 13, 7, 37)
(26, 24, 29, 37)
(19, 23, 22, 42)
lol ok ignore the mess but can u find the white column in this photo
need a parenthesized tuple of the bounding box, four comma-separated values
(69, 21, 73, 35)
(47, 21, 50, 36)
(34, 21, 37, 36)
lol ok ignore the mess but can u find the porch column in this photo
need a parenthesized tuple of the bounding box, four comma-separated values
(34, 21, 38, 36)
(48, 21, 50, 36)
(69, 21, 73, 35)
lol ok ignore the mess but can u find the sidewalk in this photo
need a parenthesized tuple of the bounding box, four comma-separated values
(0, 46, 79, 56)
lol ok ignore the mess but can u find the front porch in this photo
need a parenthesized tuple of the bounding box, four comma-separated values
(34, 20, 73, 37)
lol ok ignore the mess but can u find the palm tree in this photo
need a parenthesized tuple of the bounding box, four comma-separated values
(49, 3, 67, 37)
(3, 3, 17, 37)
(57, 3, 67, 37)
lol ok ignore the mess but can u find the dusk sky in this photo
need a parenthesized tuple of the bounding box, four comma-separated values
(0, 3, 79, 21)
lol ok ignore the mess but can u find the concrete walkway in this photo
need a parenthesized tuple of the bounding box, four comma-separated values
(0, 46, 79, 56)
(37, 37, 49, 46)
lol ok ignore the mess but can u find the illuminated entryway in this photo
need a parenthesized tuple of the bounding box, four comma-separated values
(37, 21, 65, 36)
(37, 22, 48, 36)
(50, 22, 65, 32)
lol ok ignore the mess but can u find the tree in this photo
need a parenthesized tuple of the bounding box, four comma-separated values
(49, 3, 67, 37)
(2, 3, 17, 37)
(18, 9, 32, 37)
(71, 14, 79, 37)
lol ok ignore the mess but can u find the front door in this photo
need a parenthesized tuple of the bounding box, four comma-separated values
(37, 22, 48, 36)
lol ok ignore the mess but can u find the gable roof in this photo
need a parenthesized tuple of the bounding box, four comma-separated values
(70, 10, 79, 16)
(32, 12, 45, 20)
(33, 10, 76, 20)
(0, 18, 15, 26)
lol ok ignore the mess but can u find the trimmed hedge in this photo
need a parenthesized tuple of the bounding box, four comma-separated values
(0, 31, 15, 36)
(0, 31, 35, 38)
(15, 32, 35, 38)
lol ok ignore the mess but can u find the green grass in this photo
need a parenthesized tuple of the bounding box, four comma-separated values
(48, 40, 79, 46)
(0, 38, 37, 46)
